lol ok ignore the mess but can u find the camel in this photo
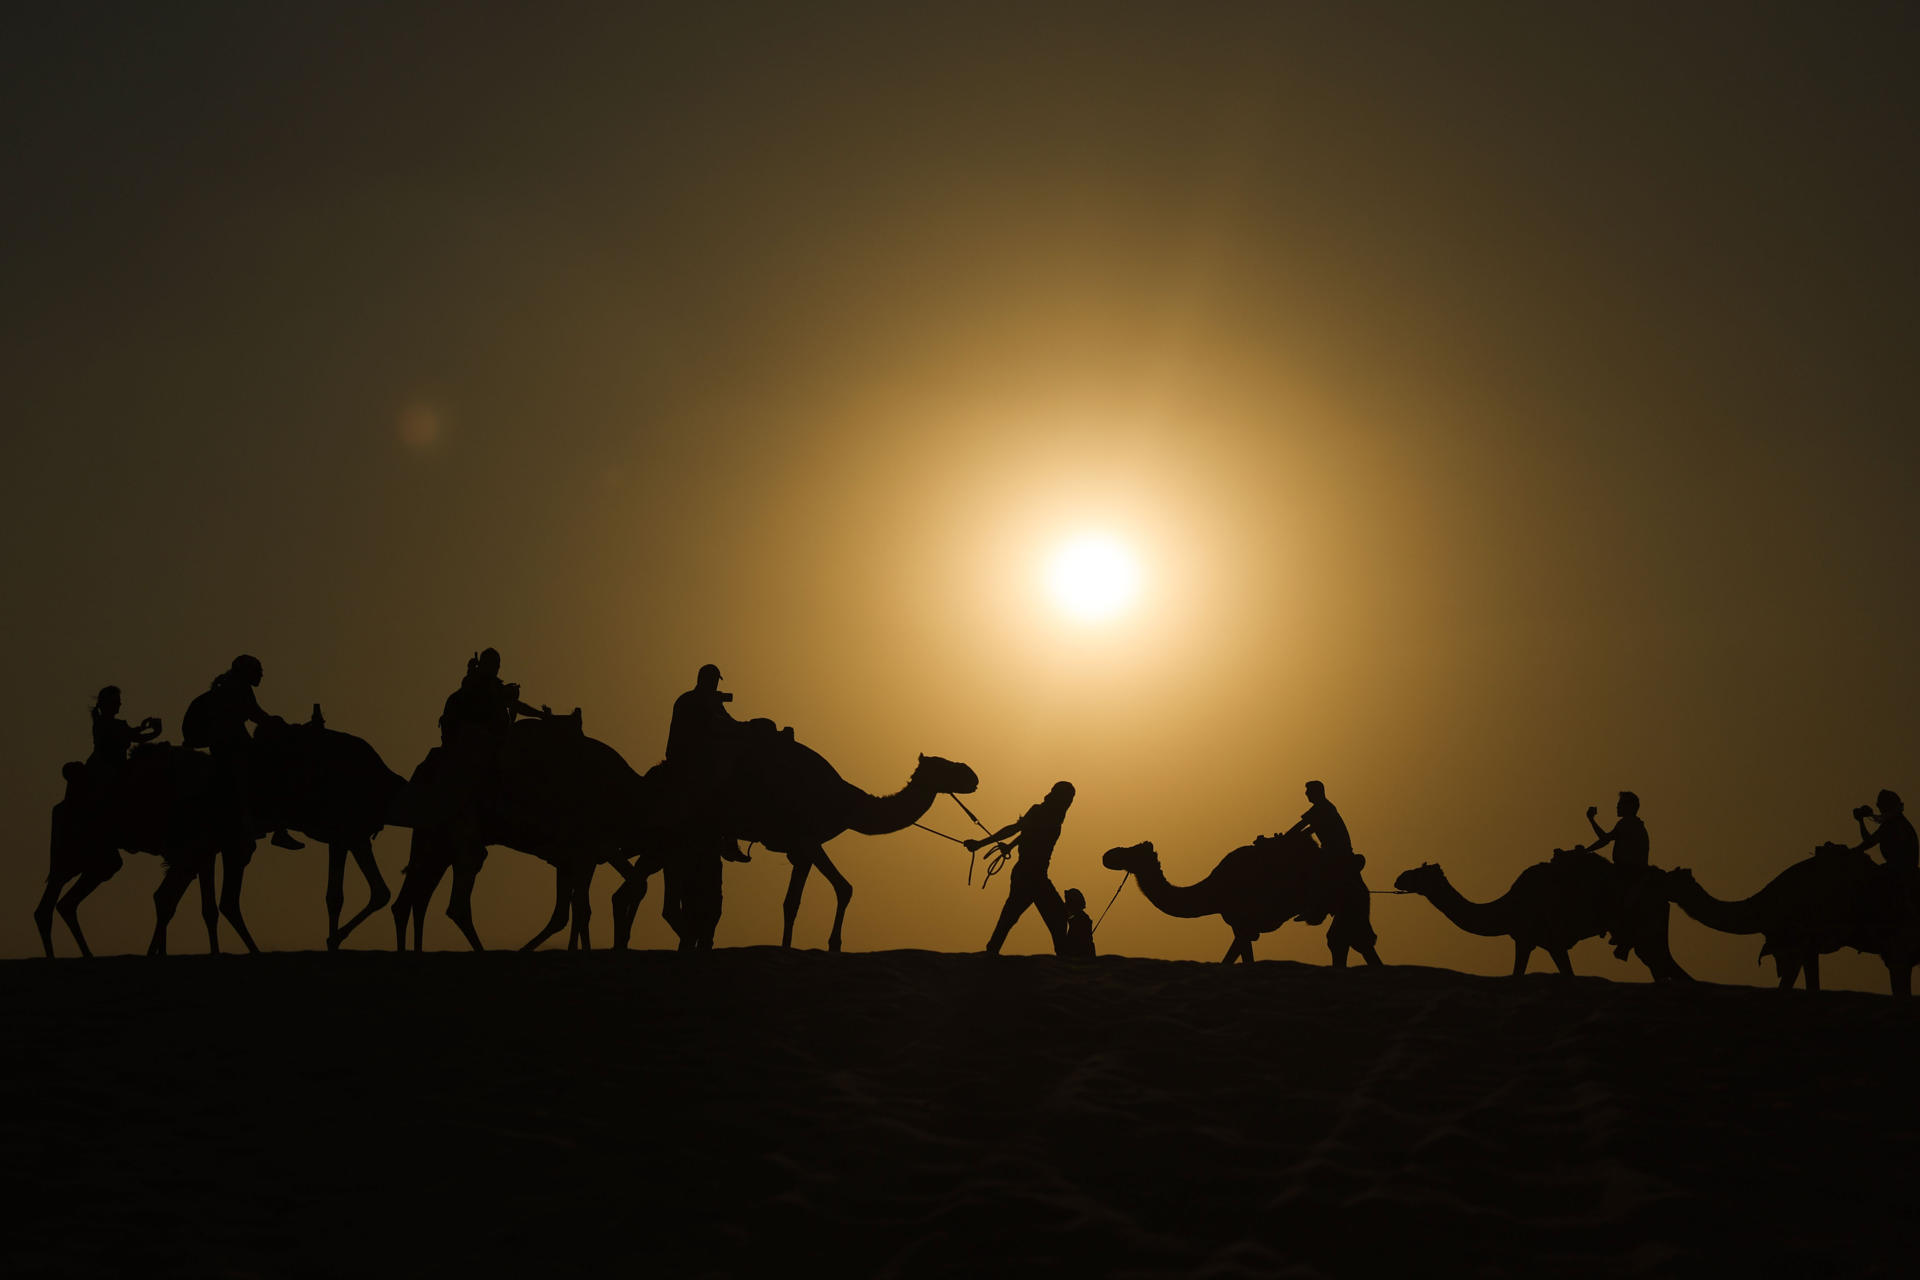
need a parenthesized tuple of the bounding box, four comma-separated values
(1660, 844, 1920, 994)
(1100, 832, 1384, 965)
(250, 712, 407, 949)
(611, 735, 980, 952)
(36, 713, 408, 957)
(34, 743, 251, 957)
(36, 762, 141, 958)
(1393, 849, 1690, 981)
(390, 715, 673, 952)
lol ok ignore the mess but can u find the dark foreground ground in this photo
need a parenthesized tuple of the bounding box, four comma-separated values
(4, 949, 1918, 1278)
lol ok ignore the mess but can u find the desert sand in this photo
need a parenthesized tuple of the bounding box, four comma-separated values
(4, 949, 1917, 1277)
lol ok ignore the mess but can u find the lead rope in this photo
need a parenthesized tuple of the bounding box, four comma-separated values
(1092, 872, 1131, 933)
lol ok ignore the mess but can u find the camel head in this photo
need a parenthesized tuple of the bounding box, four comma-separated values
(913, 754, 979, 796)
(1102, 841, 1158, 874)
(1393, 863, 1447, 896)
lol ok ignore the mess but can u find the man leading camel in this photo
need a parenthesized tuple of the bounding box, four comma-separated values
(969, 781, 1075, 955)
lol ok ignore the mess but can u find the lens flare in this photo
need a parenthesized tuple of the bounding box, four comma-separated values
(1045, 534, 1141, 622)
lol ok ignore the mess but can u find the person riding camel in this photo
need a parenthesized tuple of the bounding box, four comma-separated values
(969, 781, 1076, 955)
(441, 647, 551, 749)
(184, 655, 303, 850)
(1284, 780, 1354, 926)
(665, 663, 745, 808)
(86, 685, 159, 788)
(1854, 790, 1917, 898)
(1583, 790, 1648, 960)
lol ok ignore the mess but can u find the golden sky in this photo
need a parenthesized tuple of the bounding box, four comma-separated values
(3, 4, 1917, 987)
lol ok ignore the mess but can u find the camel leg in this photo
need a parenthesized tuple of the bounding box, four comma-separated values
(1803, 951, 1820, 992)
(325, 843, 347, 950)
(1510, 938, 1532, 977)
(1222, 932, 1255, 964)
(198, 861, 221, 954)
(1773, 952, 1801, 990)
(781, 854, 814, 949)
(610, 856, 651, 951)
(1888, 962, 1913, 998)
(445, 854, 484, 951)
(149, 861, 199, 957)
(522, 865, 573, 951)
(569, 865, 593, 951)
(331, 839, 390, 949)
(219, 849, 262, 955)
(1547, 946, 1574, 978)
(56, 871, 112, 959)
(810, 847, 853, 953)
(1356, 943, 1383, 967)
(34, 877, 68, 958)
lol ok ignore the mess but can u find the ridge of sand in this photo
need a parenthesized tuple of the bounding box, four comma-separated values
(4, 950, 1916, 1277)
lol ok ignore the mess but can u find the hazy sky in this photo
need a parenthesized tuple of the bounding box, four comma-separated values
(5, 3, 1916, 986)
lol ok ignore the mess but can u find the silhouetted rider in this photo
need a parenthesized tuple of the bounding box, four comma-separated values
(970, 781, 1075, 955)
(189, 655, 303, 849)
(1585, 790, 1647, 960)
(86, 685, 159, 783)
(1285, 780, 1352, 858)
(441, 647, 549, 747)
(667, 664, 737, 766)
(1855, 789, 1917, 880)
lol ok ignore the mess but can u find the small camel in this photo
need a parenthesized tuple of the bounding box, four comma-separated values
(1660, 844, 1919, 995)
(1394, 849, 1689, 981)
(1101, 832, 1383, 966)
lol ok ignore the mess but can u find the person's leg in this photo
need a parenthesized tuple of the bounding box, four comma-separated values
(985, 881, 1034, 954)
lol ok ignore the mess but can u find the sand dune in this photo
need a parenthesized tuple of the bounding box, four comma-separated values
(4, 950, 1916, 1277)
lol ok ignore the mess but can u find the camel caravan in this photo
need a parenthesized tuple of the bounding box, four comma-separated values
(34, 653, 1920, 996)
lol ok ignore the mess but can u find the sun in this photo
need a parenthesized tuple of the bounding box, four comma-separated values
(1044, 533, 1142, 622)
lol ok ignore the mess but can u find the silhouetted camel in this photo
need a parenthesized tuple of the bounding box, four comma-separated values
(611, 740, 979, 952)
(63, 743, 252, 955)
(1101, 833, 1383, 965)
(250, 712, 407, 949)
(1660, 845, 1920, 994)
(391, 715, 668, 951)
(35, 763, 130, 957)
(1394, 849, 1689, 981)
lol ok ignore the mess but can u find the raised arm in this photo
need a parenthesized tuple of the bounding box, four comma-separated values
(1585, 806, 1610, 845)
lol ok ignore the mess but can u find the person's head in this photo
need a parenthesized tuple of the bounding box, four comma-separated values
(1064, 887, 1086, 913)
(230, 654, 263, 687)
(1046, 781, 1076, 811)
(93, 685, 121, 717)
(696, 663, 723, 691)
(1878, 789, 1904, 816)
(1305, 780, 1326, 803)
(477, 648, 502, 677)
(1617, 790, 1640, 817)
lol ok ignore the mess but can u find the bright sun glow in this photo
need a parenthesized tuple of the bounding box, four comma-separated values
(1045, 534, 1142, 622)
